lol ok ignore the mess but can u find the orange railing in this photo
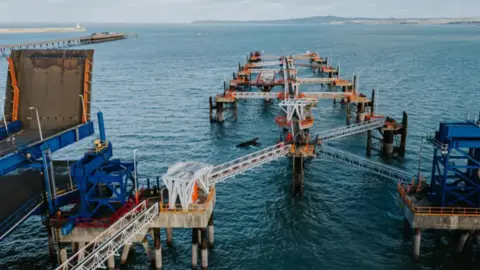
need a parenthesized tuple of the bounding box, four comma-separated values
(82, 59, 91, 123)
(159, 187, 216, 214)
(397, 183, 480, 217)
(7, 58, 20, 121)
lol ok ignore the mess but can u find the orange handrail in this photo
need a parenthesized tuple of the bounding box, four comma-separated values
(398, 182, 480, 217)
(82, 59, 91, 123)
(7, 57, 20, 121)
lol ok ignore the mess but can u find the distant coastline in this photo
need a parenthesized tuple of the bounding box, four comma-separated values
(0, 24, 86, 34)
(193, 16, 480, 25)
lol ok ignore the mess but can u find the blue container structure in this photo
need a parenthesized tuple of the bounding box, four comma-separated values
(428, 121, 480, 207)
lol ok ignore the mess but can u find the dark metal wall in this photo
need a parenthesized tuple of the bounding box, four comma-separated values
(5, 49, 94, 133)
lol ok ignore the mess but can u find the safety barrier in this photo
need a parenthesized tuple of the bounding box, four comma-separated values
(398, 183, 480, 217)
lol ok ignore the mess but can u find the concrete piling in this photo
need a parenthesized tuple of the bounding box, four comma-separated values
(201, 228, 208, 270)
(142, 237, 153, 262)
(356, 103, 365, 123)
(154, 228, 163, 270)
(412, 228, 421, 261)
(383, 130, 394, 156)
(208, 213, 214, 248)
(192, 228, 198, 269)
(59, 247, 67, 264)
(78, 242, 85, 261)
(292, 155, 304, 195)
(120, 243, 131, 265)
(456, 231, 469, 253)
(107, 254, 115, 270)
(403, 219, 410, 239)
(166, 227, 173, 247)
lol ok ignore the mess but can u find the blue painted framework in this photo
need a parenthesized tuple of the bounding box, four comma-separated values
(0, 120, 22, 141)
(429, 121, 480, 207)
(0, 121, 95, 176)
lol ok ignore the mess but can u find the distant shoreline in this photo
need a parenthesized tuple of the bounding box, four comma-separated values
(192, 16, 480, 25)
(0, 27, 86, 34)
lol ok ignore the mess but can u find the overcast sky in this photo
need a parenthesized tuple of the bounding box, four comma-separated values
(0, 0, 479, 23)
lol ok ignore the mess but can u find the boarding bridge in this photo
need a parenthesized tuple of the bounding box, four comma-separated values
(316, 118, 385, 143)
(318, 145, 414, 183)
(56, 201, 158, 270)
(247, 61, 282, 68)
(296, 78, 337, 84)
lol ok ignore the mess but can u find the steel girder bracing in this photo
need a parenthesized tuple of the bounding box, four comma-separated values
(318, 145, 415, 183)
(162, 162, 213, 209)
(234, 92, 279, 100)
(56, 201, 159, 270)
(316, 118, 385, 143)
(208, 142, 290, 184)
(247, 61, 282, 68)
(428, 121, 480, 207)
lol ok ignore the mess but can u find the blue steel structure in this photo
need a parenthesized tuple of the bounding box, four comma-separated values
(428, 120, 480, 207)
(0, 117, 95, 240)
(60, 112, 135, 235)
(71, 112, 135, 219)
(0, 120, 22, 141)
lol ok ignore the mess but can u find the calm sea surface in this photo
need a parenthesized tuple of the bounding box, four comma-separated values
(0, 23, 480, 269)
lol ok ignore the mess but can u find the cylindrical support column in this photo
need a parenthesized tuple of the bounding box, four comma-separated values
(166, 227, 173, 247)
(383, 130, 394, 156)
(192, 228, 198, 269)
(456, 231, 469, 253)
(208, 213, 214, 249)
(357, 103, 366, 123)
(403, 218, 410, 240)
(154, 228, 162, 270)
(72, 242, 77, 254)
(292, 155, 304, 195)
(120, 243, 131, 265)
(107, 254, 115, 270)
(201, 228, 208, 270)
(142, 237, 153, 262)
(216, 103, 224, 123)
(78, 242, 86, 261)
(412, 228, 421, 261)
(475, 231, 480, 247)
(59, 248, 68, 264)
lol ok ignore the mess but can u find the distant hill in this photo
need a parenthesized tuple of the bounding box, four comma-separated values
(192, 16, 480, 25)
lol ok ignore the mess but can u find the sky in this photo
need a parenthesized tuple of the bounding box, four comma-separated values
(0, 0, 479, 23)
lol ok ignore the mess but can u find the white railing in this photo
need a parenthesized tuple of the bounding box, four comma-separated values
(319, 145, 414, 183)
(234, 92, 278, 100)
(303, 92, 349, 99)
(247, 61, 282, 67)
(208, 143, 290, 184)
(317, 118, 385, 143)
(56, 201, 158, 270)
(296, 78, 336, 84)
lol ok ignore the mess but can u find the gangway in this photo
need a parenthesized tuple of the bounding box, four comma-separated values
(56, 201, 158, 270)
(316, 118, 385, 143)
(209, 142, 290, 184)
(247, 61, 282, 68)
(163, 143, 290, 211)
(318, 145, 415, 183)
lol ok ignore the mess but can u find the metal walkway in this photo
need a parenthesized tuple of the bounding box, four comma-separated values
(316, 118, 385, 143)
(318, 145, 414, 183)
(56, 201, 158, 270)
(247, 61, 283, 68)
(296, 78, 337, 84)
(208, 142, 290, 184)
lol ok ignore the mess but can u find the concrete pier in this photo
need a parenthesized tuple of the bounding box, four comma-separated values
(59, 247, 68, 264)
(383, 130, 394, 156)
(413, 228, 421, 261)
(107, 254, 115, 270)
(292, 155, 304, 195)
(356, 103, 366, 122)
(78, 242, 85, 260)
(192, 228, 198, 269)
(456, 231, 469, 253)
(208, 213, 214, 248)
(201, 228, 208, 270)
(154, 228, 163, 270)
(142, 237, 153, 262)
(120, 243, 131, 264)
(166, 227, 173, 247)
